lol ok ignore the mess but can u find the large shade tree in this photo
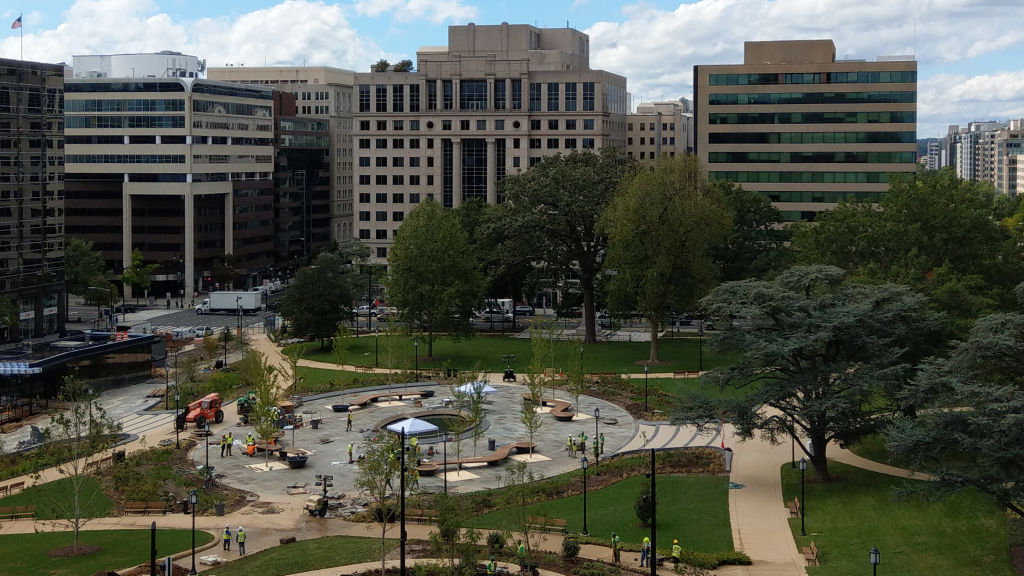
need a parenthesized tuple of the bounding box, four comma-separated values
(678, 265, 943, 480)
(386, 198, 484, 357)
(708, 181, 790, 281)
(280, 252, 354, 348)
(64, 237, 108, 318)
(887, 283, 1024, 517)
(603, 155, 731, 362)
(496, 149, 637, 343)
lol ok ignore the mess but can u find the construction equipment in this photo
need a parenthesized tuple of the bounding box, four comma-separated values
(236, 390, 257, 425)
(176, 392, 224, 429)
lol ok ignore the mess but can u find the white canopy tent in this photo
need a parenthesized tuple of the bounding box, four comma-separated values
(386, 417, 439, 436)
(455, 382, 498, 395)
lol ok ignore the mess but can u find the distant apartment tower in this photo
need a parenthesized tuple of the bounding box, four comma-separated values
(995, 120, 1024, 197)
(0, 59, 65, 343)
(353, 23, 628, 262)
(627, 101, 693, 163)
(955, 121, 1004, 182)
(925, 140, 941, 171)
(207, 66, 356, 242)
(694, 40, 918, 221)
(64, 73, 275, 299)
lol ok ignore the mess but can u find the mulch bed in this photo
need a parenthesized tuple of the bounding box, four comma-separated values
(48, 544, 102, 558)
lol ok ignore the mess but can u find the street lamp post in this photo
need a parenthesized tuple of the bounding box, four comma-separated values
(648, 448, 657, 576)
(205, 422, 211, 473)
(399, 429, 407, 576)
(413, 338, 419, 381)
(799, 457, 807, 536)
(594, 407, 601, 464)
(697, 321, 705, 373)
(174, 389, 180, 449)
(443, 434, 449, 494)
(869, 546, 880, 576)
(189, 490, 198, 575)
(236, 296, 242, 335)
(375, 327, 379, 368)
(581, 455, 589, 536)
(643, 363, 650, 412)
(791, 416, 796, 468)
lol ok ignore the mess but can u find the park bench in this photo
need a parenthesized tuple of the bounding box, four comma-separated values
(587, 372, 618, 385)
(332, 389, 435, 412)
(125, 501, 168, 515)
(525, 515, 567, 534)
(444, 441, 537, 467)
(673, 370, 701, 378)
(787, 496, 801, 517)
(406, 508, 438, 523)
(0, 505, 36, 520)
(521, 394, 574, 421)
(7, 481, 25, 494)
(802, 540, 820, 566)
(146, 387, 166, 398)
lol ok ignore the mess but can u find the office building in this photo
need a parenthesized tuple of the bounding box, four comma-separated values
(627, 101, 693, 162)
(353, 23, 628, 262)
(694, 40, 918, 221)
(0, 58, 65, 344)
(64, 74, 275, 300)
(207, 66, 356, 241)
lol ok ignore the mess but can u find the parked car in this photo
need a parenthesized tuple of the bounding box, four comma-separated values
(515, 305, 535, 316)
(480, 309, 513, 322)
(114, 304, 137, 314)
(596, 311, 612, 329)
(356, 305, 378, 317)
(170, 329, 195, 343)
(190, 326, 215, 337)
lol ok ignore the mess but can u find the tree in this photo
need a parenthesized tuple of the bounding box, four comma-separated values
(709, 181, 790, 281)
(634, 481, 656, 526)
(210, 254, 239, 289)
(387, 199, 484, 357)
(64, 238, 108, 320)
(280, 252, 354, 348)
(39, 373, 122, 551)
(120, 247, 159, 303)
(355, 432, 413, 576)
(603, 155, 731, 361)
(520, 396, 543, 457)
(497, 149, 637, 344)
(565, 337, 587, 418)
(371, 59, 391, 72)
(429, 493, 481, 574)
(501, 460, 541, 554)
(679, 265, 943, 481)
(393, 59, 414, 72)
(887, 284, 1024, 517)
(446, 379, 473, 466)
(246, 351, 282, 468)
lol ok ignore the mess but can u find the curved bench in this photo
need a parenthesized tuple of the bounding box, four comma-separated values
(332, 389, 436, 412)
(443, 440, 538, 467)
(521, 394, 575, 421)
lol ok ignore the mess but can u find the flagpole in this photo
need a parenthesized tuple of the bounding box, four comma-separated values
(18, 14, 22, 61)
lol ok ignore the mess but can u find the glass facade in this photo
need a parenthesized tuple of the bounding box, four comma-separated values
(708, 111, 916, 124)
(709, 70, 916, 85)
(709, 171, 892, 183)
(462, 138, 487, 201)
(708, 91, 916, 105)
(707, 151, 916, 163)
(460, 80, 487, 110)
(708, 131, 916, 144)
(529, 83, 541, 112)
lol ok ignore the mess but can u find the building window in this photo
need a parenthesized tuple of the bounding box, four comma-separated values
(376, 174, 387, 185)
(390, 175, 402, 185)
(376, 211, 387, 221)
(392, 84, 404, 112)
(442, 80, 454, 110)
(460, 119, 470, 131)
(584, 119, 594, 130)
(360, 120, 370, 130)
(640, 137, 645, 145)
(628, 137, 633, 145)
(427, 138, 435, 149)
(442, 120, 452, 131)
(376, 157, 387, 167)
(530, 157, 541, 167)
(359, 192, 371, 203)
(376, 120, 387, 130)
(565, 138, 577, 149)
(393, 211, 405, 222)
(477, 119, 486, 131)
(513, 138, 521, 149)
(409, 139, 420, 149)
(566, 119, 577, 130)
(410, 157, 421, 167)
(392, 157, 405, 167)
(460, 79, 487, 110)
(530, 119, 541, 130)
(513, 156, 521, 168)
(565, 82, 577, 112)
(376, 229, 388, 240)
(427, 82, 438, 110)
(548, 119, 559, 130)
(376, 138, 387, 149)
(495, 119, 505, 131)
(547, 138, 559, 149)
(583, 138, 595, 149)
(376, 247, 387, 258)
(359, 211, 370, 221)
(530, 138, 541, 149)
(583, 82, 595, 111)
(359, 138, 371, 149)
(375, 84, 387, 112)
(410, 175, 420, 185)
(358, 84, 370, 112)
(392, 138, 404, 149)
(359, 174, 371, 185)
(529, 83, 542, 111)
(511, 79, 523, 110)
(640, 152, 645, 159)
(376, 193, 387, 203)
(649, 123, 655, 130)
(409, 84, 420, 112)
(495, 81, 506, 110)
(393, 120, 404, 130)
(410, 192, 421, 203)
(359, 229, 370, 239)
(427, 174, 434, 185)
(410, 119, 420, 130)
(547, 82, 559, 111)
(427, 156, 434, 167)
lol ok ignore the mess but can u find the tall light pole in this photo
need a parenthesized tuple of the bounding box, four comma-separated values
(205, 422, 211, 473)
(375, 327, 379, 368)
(399, 429, 407, 576)
(799, 457, 807, 536)
(443, 434, 449, 494)
(697, 321, 704, 373)
(174, 389, 180, 449)
(189, 489, 198, 575)
(594, 407, 601, 465)
(648, 448, 657, 576)
(643, 363, 649, 412)
(413, 338, 419, 382)
(580, 455, 589, 536)
(236, 295, 242, 336)
(869, 546, 880, 576)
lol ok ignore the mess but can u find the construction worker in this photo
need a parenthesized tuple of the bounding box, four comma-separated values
(246, 432, 255, 446)
(348, 442, 354, 464)
(672, 539, 681, 568)
(222, 525, 231, 551)
(640, 536, 651, 567)
(225, 431, 234, 456)
(220, 435, 227, 458)
(611, 532, 621, 563)
(346, 411, 353, 432)
(567, 435, 575, 457)
(410, 435, 419, 456)
(487, 556, 497, 574)
(236, 526, 246, 555)
(600, 433, 605, 455)
(517, 540, 526, 572)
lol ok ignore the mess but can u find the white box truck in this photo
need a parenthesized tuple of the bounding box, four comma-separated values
(195, 291, 262, 315)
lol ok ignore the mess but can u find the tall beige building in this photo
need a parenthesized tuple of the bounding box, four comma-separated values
(354, 23, 628, 262)
(207, 66, 356, 241)
(627, 101, 693, 163)
(694, 40, 917, 221)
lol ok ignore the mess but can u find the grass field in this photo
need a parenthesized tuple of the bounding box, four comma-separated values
(203, 535, 396, 576)
(466, 474, 733, 554)
(847, 433, 911, 469)
(0, 476, 114, 519)
(782, 461, 1012, 576)
(0, 529, 213, 576)
(288, 334, 740, 375)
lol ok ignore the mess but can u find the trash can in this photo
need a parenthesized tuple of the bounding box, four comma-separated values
(215, 502, 225, 516)
(311, 419, 319, 430)
(488, 438, 496, 451)
(181, 500, 190, 514)
(215, 359, 224, 369)
(113, 450, 126, 464)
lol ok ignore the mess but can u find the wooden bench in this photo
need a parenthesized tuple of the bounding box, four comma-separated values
(802, 540, 820, 566)
(332, 389, 435, 412)
(125, 501, 168, 515)
(8, 481, 25, 494)
(787, 496, 801, 517)
(521, 394, 574, 421)
(673, 370, 701, 378)
(525, 515, 567, 534)
(416, 462, 440, 476)
(0, 506, 36, 520)
(406, 508, 438, 523)
(587, 372, 618, 384)
(443, 441, 537, 467)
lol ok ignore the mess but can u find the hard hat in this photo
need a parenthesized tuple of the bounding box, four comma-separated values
(490, 556, 495, 560)
(673, 539, 678, 544)
(226, 525, 230, 529)
(238, 526, 243, 531)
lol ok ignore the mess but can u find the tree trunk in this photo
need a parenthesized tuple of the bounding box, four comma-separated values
(581, 276, 597, 344)
(810, 432, 830, 482)
(380, 524, 388, 576)
(648, 317, 660, 363)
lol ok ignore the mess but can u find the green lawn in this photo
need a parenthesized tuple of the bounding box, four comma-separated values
(0, 476, 114, 519)
(203, 535, 396, 576)
(847, 433, 911, 469)
(782, 461, 1012, 576)
(466, 475, 732, 554)
(0, 529, 213, 576)
(289, 335, 739, 375)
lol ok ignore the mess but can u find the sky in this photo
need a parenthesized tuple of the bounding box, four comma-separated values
(3, 0, 1024, 138)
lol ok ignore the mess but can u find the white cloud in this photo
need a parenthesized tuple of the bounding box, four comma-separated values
(919, 71, 1024, 136)
(0, 0, 400, 71)
(352, 0, 478, 24)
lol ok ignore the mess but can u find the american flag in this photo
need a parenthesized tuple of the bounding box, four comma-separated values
(11, 16, 22, 30)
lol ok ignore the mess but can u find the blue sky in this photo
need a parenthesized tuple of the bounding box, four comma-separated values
(4, 0, 1024, 136)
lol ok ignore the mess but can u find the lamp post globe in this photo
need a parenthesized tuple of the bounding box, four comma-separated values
(870, 546, 880, 576)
